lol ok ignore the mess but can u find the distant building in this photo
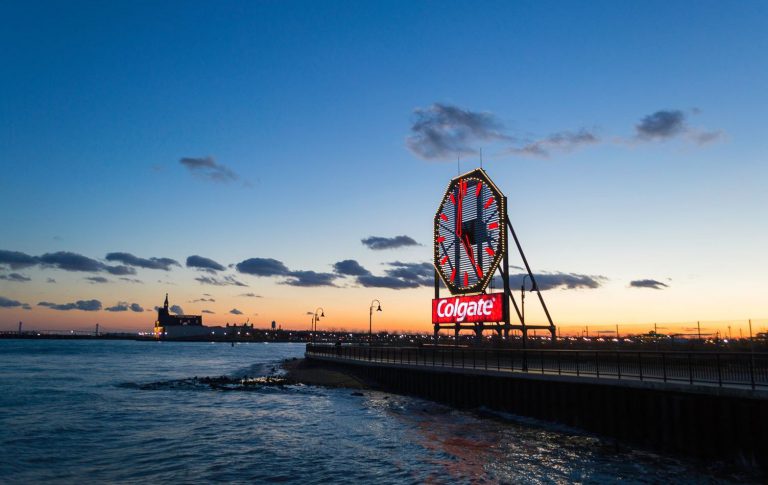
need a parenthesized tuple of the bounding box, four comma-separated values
(153, 294, 260, 339)
(154, 294, 217, 339)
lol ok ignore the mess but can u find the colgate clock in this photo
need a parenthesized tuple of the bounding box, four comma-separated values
(433, 168, 506, 295)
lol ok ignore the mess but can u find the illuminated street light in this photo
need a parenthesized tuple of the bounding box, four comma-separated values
(369, 300, 382, 347)
(312, 307, 325, 344)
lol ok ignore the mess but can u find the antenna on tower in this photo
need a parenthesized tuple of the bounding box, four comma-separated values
(480, 148, 483, 169)
(457, 154, 460, 175)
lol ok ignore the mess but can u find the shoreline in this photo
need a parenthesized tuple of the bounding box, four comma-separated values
(281, 357, 374, 389)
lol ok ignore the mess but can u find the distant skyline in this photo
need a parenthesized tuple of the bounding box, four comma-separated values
(1, 1, 767, 335)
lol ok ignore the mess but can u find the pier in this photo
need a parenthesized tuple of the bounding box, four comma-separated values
(306, 344, 768, 470)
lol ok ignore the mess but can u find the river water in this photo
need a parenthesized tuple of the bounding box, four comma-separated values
(0, 339, 756, 483)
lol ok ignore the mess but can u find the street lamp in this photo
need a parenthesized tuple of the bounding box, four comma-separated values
(369, 299, 382, 346)
(311, 307, 325, 344)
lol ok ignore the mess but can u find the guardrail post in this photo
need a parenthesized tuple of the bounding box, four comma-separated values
(541, 350, 545, 374)
(595, 351, 600, 378)
(616, 352, 621, 379)
(485, 349, 488, 370)
(688, 353, 693, 385)
(557, 351, 562, 375)
(662, 353, 667, 382)
(576, 352, 580, 377)
(638, 353, 643, 381)
(750, 354, 756, 390)
(717, 353, 722, 386)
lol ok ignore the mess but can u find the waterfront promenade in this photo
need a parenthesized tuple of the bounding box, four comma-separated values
(307, 344, 768, 391)
(306, 344, 768, 470)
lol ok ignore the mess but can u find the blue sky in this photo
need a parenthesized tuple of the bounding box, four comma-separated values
(1, 1, 766, 333)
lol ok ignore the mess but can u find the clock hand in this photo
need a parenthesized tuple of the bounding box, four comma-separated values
(461, 233, 481, 279)
(455, 182, 463, 237)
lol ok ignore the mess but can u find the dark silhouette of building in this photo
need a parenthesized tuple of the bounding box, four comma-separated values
(154, 294, 204, 337)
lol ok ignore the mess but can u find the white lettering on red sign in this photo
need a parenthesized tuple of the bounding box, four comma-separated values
(432, 293, 503, 324)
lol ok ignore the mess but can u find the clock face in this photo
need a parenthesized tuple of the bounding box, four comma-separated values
(434, 168, 506, 294)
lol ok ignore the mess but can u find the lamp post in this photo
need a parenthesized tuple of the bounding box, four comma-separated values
(311, 307, 325, 345)
(369, 299, 382, 347)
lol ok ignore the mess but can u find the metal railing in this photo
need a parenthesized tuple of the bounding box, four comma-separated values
(305, 344, 768, 390)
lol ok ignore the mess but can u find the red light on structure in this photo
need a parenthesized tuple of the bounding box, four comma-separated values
(432, 293, 504, 323)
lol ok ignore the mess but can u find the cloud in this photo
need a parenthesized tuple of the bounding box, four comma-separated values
(39, 251, 115, 273)
(194, 275, 247, 287)
(119, 277, 143, 284)
(85, 276, 109, 284)
(333, 259, 371, 276)
(0, 296, 28, 308)
(180, 156, 238, 183)
(629, 279, 669, 290)
(236, 258, 290, 277)
(499, 272, 606, 290)
(202, 310, 215, 314)
(38, 299, 102, 311)
(384, 261, 433, 285)
(510, 129, 599, 158)
(105, 303, 129, 312)
(635, 110, 686, 140)
(47, 278, 56, 283)
(281, 270, 339, 287)
(632, 109, 723, 145)
(191, 297, 216, 302)
(0, 273, 31, 282)
(0, 250, 38, 269)
(238, 292, 261, 298)
(169, 305, 184, 315)
(354, 261, 433, 289)
(24, 251, 135, 275)
(105, 302, 145, 312)
(186, 255, 225, 273)
(361, 235, 420, 250)
(406, 103, 513, 159)
(357, 274, 421, 289)
(105, 252, 180, 271)
(229, 308, 243, 315)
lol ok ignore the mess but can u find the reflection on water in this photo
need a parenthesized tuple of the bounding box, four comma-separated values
(0, 340, 758, 484)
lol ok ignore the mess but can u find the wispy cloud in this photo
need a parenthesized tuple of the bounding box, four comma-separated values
(0, 273, 31, 282)
(194, 275, 247, 287)
(85, 276, 110, 284)
(169, 305, 184, 315)
(180, 156, 239, 183)
(229, 308, 243, 315)
(361, 235, 420, 250)
(406, 103, 512, 159)
(238, 293, 261, 298)
(509, 129, 600, 158)
(629, 279, 669, 290)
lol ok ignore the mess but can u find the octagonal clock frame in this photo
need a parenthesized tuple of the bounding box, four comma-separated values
(433, 168, 506, 295)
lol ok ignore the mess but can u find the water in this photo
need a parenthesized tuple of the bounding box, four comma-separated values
(0, 339, 755, 483)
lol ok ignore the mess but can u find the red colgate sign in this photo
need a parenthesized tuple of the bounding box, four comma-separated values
(432, 293, 504, 323)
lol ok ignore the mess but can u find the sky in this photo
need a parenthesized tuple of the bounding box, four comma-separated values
(1, 0, 767, 336)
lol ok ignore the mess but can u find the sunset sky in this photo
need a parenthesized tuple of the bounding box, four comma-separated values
(1, 1, 766, 335)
